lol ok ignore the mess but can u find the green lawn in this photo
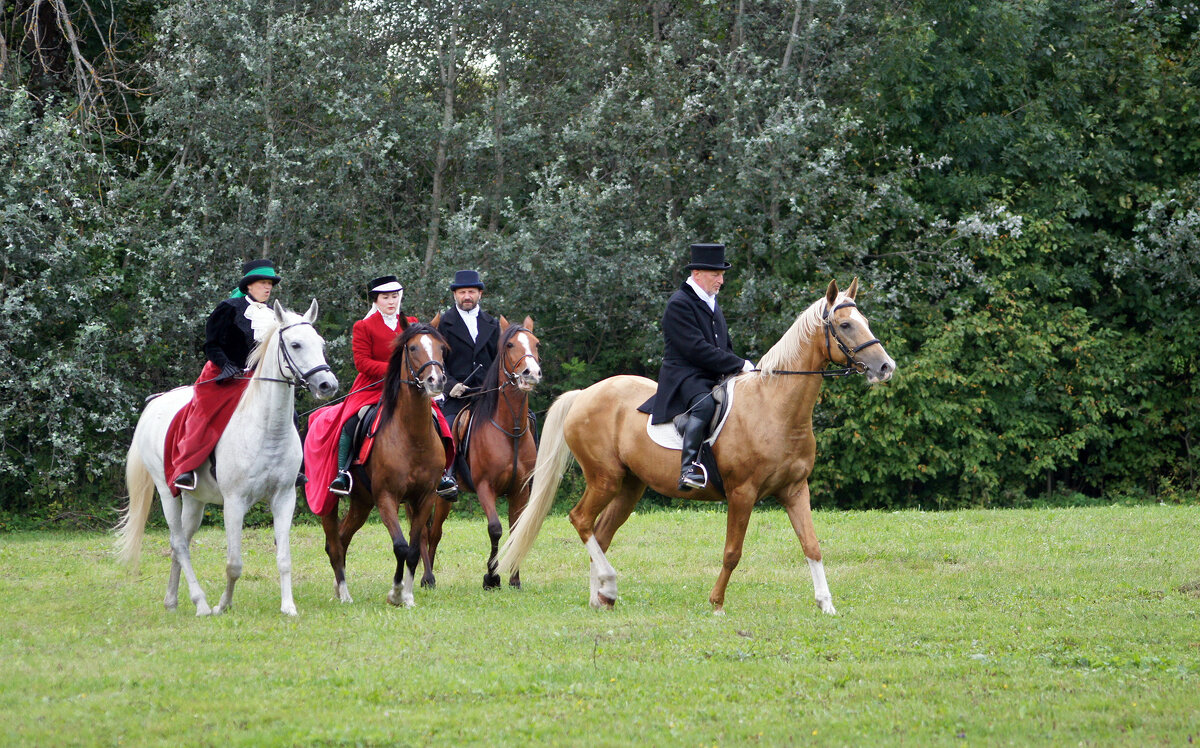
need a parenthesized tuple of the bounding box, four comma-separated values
(1, 504, 1198, 746)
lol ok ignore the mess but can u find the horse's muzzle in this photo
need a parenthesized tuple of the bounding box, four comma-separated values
(865, 355, 896, 385)
(309, 373, 340, 399)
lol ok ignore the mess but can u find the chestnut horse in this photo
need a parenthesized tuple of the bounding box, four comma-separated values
(422, 317, 541, 589)
(319, 322, 449, 607)
(498, 279, 895, 613)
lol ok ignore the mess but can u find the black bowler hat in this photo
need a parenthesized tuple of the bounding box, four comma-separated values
(367, 275, 403, 298)
(237, 258, 283, 294)
(684, 243, 731, 271)
(449, 269, 485, 291)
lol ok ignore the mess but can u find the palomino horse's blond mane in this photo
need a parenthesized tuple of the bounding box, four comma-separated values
(757, 293, 848, 375)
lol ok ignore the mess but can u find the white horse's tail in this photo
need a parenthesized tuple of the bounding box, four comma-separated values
(497, 389, 582, 576)
(115, 439, 155, 569)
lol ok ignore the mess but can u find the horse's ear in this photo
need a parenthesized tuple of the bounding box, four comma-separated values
(846, 277, 859, 300)
(430, 311, 442, 329)
(523, 316, 534, 332)
(499, 315, 510, 331)
(304, 298, 319, 323)
(824, 279, 839, 309)
(273, 299, 287, 323)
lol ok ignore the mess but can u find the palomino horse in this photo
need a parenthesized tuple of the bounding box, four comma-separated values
(320, 322, 449, 607)
(117, 300, 338, 616)
(498, 279, 895, 613)
(422, 317, 542, 589)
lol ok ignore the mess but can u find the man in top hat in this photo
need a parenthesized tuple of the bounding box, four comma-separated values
(638, 243, 755, 491)
(435, 269, 501, 430)
(168, 258, 286, 493)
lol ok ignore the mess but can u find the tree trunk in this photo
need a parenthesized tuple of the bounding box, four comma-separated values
(424, 4, 460, 277)
(489, 30, 507, 234)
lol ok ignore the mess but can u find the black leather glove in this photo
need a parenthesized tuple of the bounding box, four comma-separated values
(215, 362, 241, 383)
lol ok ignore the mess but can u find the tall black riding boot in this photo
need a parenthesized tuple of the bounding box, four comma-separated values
(678, 414, 709, 491)
(328, 416, 358, 496)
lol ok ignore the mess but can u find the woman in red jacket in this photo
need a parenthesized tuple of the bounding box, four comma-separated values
(304, 275, 456, 512)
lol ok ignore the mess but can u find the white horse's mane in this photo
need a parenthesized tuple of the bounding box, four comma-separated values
(757, 293, 848, 375)
(237, 308, 298, 412)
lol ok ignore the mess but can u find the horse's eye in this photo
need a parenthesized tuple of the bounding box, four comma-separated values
(506, 342, 513, 348)
(291, 342, 301, 349)
(840, 322, 851, 330)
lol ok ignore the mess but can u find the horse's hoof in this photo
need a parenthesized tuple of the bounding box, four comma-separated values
(817, 598, 838, 615)
(483, 574, 501, 589)
(712, 607, 726, 617)
(508, 578, 521, 590)
(281, 604, 298, 617)
(595, 593, 616, 610)
(420, 576, 436, 589)
(387, 590, 401, 607)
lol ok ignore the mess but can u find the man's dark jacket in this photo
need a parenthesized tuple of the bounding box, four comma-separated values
(437, 306, 501, 395)
(204, 297, 258, 370)
(639, 282, 746, 424)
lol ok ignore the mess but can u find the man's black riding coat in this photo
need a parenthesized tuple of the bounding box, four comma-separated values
(639, 281, 746, 424)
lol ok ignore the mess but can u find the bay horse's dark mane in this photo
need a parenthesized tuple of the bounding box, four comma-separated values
(472, 324, 528, 423)
(378, 322, 446, 429)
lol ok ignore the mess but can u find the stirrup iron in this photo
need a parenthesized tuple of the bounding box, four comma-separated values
(329, 470, 353, 496)
(679, 461, 708, 491)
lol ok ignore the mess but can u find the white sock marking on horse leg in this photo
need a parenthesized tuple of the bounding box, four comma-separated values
(335, 580, 353, 603)
(585, 536, 617, 608)
(807, 557, 837, 615)
(401, 565, 416, 608)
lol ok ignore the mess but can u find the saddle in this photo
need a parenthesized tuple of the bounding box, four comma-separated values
(451, 403, 538, 495)
(643, 377, 736, 499)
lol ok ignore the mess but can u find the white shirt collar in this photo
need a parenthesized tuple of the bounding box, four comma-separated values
(364, 305, 400, 330)
(456, 304, 480, 340)
(686, 276, 717, 311)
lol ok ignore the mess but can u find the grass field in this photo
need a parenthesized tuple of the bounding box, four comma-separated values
(1, 504, 1198, 746)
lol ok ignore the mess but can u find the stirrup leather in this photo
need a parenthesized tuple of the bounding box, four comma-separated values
(329, 470, 353, 496)
(679, 461, 708, 490)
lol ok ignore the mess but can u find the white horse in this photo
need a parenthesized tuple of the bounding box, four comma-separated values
(116, 300, 338, 616)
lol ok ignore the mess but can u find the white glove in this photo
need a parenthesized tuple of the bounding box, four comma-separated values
(450, 383, 469, 398)
(742, 360, 756, 373)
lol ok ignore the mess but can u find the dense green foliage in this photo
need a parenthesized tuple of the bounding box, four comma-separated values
(2, 0, 1197, 522)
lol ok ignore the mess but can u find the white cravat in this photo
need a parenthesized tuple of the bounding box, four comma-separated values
(686, 276, 718, 312)
(244, 299, 274, 342)
(364, 306, 400, 330)
(457, 305, 480, 341)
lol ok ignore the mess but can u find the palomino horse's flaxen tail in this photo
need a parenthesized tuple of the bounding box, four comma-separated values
(115, 439, 155, 569)
(496, 389, 582, 576)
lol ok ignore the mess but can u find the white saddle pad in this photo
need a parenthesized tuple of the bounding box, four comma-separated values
(646, 377, 738, 450)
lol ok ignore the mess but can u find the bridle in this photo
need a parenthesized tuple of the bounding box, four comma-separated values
(500, 327, 539, 389)
(241, 320, 332, 388)
(822, 300, 881, 375)
(769, 300, 881, 378)
(399, 333, 447, 390)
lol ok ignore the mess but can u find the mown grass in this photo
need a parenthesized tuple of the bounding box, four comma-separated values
(1, 504, 1198, 746)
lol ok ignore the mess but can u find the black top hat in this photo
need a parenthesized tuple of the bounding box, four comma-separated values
(684, 243, 731, 271)
(237, 258, 283, 294)
(449, 269, 485, 291)
(367, 275, 403, 298)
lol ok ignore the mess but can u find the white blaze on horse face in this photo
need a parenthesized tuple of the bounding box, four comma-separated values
(516, 332, 542, 383)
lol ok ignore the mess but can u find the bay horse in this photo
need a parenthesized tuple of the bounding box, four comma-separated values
(320, 322, 449, 607)
(117, 300, 338, 616)
(422, 317, 541, 589)
(498, 279, 895, 614)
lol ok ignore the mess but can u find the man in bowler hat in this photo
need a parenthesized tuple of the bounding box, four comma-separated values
(436, 269, 501, 429)
(639, 243, 755, 490)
